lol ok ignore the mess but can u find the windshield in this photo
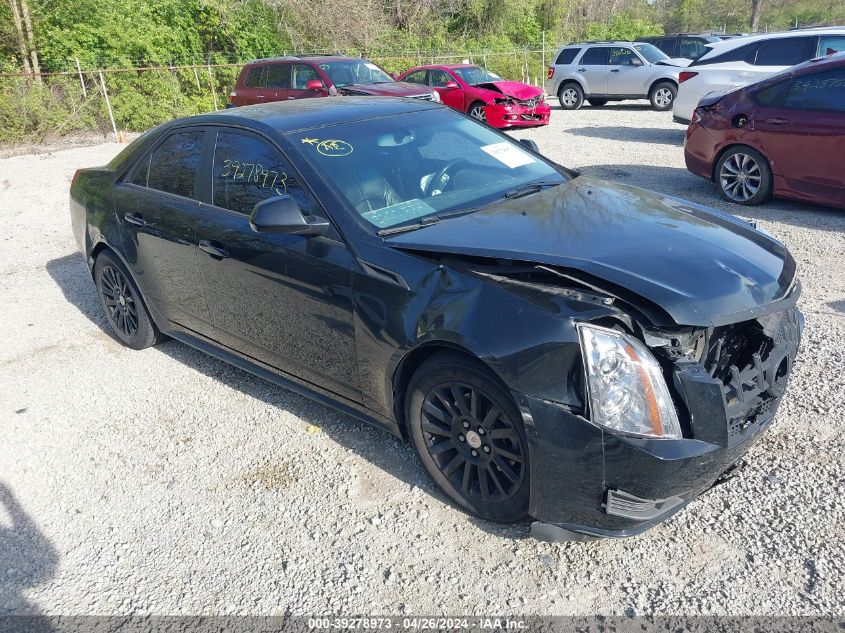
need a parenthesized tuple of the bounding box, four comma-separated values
(634, 43, 669, 63)
(319, 59, 393, 87)
(288, 109, 567, 232)
(452, 66, 503, 85)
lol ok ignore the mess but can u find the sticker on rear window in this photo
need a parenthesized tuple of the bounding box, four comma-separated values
(480, 142, 535, 169)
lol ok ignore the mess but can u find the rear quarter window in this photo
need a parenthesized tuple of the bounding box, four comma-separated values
(555, 48, 580, 65)
(244, 65, 267, 88)
(753, 37, 813, 66)
(693, 42, 758, 66)
(146, 131, 204, 199)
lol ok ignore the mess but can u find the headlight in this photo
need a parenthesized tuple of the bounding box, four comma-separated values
(430, 91, 441, 103)
(577, 324, 682, 439)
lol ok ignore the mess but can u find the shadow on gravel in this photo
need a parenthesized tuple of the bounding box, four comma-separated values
(45, 252, 526, 541)
(549, 103, 653, 112)
(565, 125, 685, 146)
(827, 299, 845, 315)
(0, 482, 57, 627)
(580, 163, 845, 234)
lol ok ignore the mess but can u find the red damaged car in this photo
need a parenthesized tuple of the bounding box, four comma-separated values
(398, 64, 550, 128)
(685, 52, 845, 209)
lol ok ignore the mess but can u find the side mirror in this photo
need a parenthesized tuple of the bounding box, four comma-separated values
(518, 138, 540, 153)
(249, 195, 330, 237)
(630, 57, 644, 66)
(305, 79, 324, 91)
(389, 72, 398, 80)
(444, 80, 459, 89)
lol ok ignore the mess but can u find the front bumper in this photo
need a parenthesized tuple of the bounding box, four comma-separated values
(520, 307, 802, 539)
(485, 103, 551, 128)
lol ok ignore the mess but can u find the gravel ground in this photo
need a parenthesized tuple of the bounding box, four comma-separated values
(1, 101, 843, 617)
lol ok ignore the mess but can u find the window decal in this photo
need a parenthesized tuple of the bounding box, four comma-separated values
(301, 137, 354, 157)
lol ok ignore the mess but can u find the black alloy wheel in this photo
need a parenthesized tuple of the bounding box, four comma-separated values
(100, 264, 138, 337)
(94, 251, 163, 350)
(407, 353, 530, 522)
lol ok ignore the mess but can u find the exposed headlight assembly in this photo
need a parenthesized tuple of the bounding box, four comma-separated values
(578, 324, 682, 439)
(430, 91, 441, 103)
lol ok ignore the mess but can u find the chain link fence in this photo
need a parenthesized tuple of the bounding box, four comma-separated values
(0, 48, 548, 146)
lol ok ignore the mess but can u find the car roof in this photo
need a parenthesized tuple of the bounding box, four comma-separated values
(698, 26, 845, 61)
(565, 41, 632, 47)
(162, 96, 441, 134)
(404, 63, 478, 71)
(247, 55, 366, 66)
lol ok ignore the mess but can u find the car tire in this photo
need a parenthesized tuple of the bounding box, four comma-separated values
(587, 99, 608, 107)
(468, 101, 488, 123)
(406, 352, 530, 523)
(558, 83, 584, 110)
(715, 146, 773, 206)
(649, 82, 676, 111)
(94, 251, 163, 350)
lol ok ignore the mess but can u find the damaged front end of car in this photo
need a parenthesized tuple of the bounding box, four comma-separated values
(446, 257, 803, 539)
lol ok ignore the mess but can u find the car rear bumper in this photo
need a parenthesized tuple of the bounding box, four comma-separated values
(683, 118, 719, 180)
(519, 307, 802, 539)
(485, 103, 551, 128)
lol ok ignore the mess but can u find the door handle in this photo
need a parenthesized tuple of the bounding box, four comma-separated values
(124, 212, 146, 227)
(199, 240, 229, 259)
(577, 68, 587, 72)
(765, 118, 790, 125)
(256, 95, 265, 99)
(286, 96, 296, 100)
(610, 69, 620, 73)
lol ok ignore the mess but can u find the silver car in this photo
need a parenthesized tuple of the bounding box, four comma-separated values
(545, 41, 688, 111)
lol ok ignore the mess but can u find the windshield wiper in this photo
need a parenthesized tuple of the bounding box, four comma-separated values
(503, 180, 562, 200)
(377, 206, 483, 237)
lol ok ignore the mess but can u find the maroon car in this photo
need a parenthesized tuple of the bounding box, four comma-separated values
(684, 52, 845, 209)
(229, 55, 441, 107)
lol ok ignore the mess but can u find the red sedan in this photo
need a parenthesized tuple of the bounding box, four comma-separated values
(398, 64, 550, 128)
(684, 52, 845, 209)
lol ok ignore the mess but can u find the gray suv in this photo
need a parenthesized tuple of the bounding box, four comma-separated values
(545, 41, 686, 111)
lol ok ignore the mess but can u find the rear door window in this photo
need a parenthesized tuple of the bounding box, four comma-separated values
(211, 130, 318, 216)
(244, 65, 267, 88)
(753, 37, 812, 66)
(146, 130, 204, 199)
(266, 63, 291, 89)
(784, 69, 845, 112)
(580, 47, 609, 65)
(555, 48, 580, 65)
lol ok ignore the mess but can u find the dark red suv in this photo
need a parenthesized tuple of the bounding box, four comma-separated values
(229, 55, 441, 107)
(684, 52, 845, 209)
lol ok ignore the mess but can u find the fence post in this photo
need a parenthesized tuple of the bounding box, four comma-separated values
(207, 64, 218, 111)
(98, 71, 119, 142)
(75, 57, 87, 98)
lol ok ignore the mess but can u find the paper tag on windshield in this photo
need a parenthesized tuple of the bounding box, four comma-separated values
(481, 142, 535, 169)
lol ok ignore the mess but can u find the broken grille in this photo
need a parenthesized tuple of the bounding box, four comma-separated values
(705, 308, 801, 436)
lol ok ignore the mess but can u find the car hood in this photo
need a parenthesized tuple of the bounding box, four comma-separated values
(474, 81, 544, 100)
(386, 176, 797, 327)
(341, 82, 431, 97)
(657, 57, 692, 67)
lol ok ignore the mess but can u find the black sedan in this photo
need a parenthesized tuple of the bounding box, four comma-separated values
(70, 97, 802, 539)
